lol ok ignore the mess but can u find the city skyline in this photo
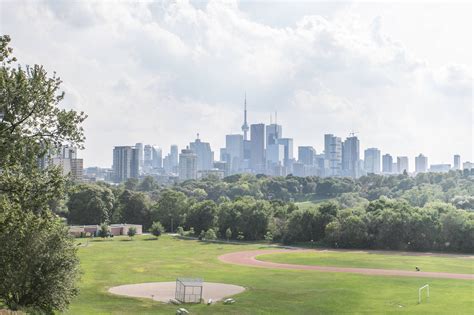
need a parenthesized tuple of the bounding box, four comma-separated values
(105, 100, 470, 183)
(1, 1, 472, 167)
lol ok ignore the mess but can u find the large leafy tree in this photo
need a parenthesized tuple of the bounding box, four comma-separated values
(0, 35, 86, 312)
(67, 184, 115, 225)
(118, 190, 151, 229)
(151, 189, 188, 232)
(185, 200, 218, 234)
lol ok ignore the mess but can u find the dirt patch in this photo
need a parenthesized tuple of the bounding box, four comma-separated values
(218, 249, 474, 280)
(108, 282, 245, 302)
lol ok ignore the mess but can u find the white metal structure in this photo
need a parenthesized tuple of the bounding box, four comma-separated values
(418, 284, 430, 304)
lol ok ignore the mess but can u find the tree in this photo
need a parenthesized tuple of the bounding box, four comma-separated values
(0, 201, 80, 313)
(264, 231, 273, 243)
(118, 190, 151, 229)
(98, 223, 109, 238)
(185, 200, 217, 234)
(67, 184, 115, 225)
(0, 35, 85, 312)
(150, 221, 165, 238)
(138, 176, 158, 192)
(151, 189, 188, 232)
(225, 227, 232, 241)
(127, 226, 137, 239)
(204, 228, 217, 240)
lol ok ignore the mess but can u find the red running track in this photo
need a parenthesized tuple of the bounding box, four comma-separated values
(218, 249, 474, 280)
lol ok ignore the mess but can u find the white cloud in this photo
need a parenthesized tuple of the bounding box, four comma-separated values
(0, 0, 471, 168)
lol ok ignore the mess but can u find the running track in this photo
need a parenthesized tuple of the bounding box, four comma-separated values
(218, 249, 474, 280)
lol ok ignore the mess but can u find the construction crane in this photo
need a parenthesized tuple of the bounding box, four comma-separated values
(349, 131, 359, 137)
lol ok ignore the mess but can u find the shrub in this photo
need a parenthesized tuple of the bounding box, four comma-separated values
(204, 228, 217, 240)
(127, 226, 137, 239)
(150, 221, 165, 238)
(98, 223, 109, 238)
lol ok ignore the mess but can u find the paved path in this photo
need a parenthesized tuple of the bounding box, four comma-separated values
(218, 249, 474, 280)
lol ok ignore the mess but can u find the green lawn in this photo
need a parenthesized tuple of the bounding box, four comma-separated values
(68, 235, 474, 314)
(257, 251, 474, 275)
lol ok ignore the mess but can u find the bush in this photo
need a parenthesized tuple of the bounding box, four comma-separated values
(150, 221, 165, 238)
(98, 223, 109, 238)
(204, 228, 217, 240)
(177, 226, 185, 236)
(127, 226, 137, 238)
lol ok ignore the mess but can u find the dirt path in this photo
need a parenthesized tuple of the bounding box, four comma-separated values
(218, 249, 474, 280)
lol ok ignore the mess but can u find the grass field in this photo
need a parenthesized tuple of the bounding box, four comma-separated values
(68, 235, 474, 314)
(257, 251, 474, 274)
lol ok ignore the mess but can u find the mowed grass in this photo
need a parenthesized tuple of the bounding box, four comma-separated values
(257, 251, 474, 274)
(68, 235, 474, 314)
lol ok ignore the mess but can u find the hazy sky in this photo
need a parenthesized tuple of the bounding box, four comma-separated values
(1, 0, 472, 169)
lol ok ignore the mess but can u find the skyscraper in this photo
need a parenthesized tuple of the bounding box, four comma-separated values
(151, 146, 162, 168)
(250, 123, 265, 173)
(278, 138, 293, 167)
(241, 94, 249, 141)
(364, 148, 381, 174)
(382, 154, 393, 173)
(453, 154, 461, 170)
(397, 156, 409, 174)
(324, 134, 342, 176)
(170, 145, 179, 172)
(135, 142, 144, 168)
(190, 135, 214, 171)
(225, 134, 243, 174)
(179, 148, 197, 181)
(266, 124, 282, 146)
(113, 146, 139, 182)
(342, 136, 360, 178)
(298, 146, 316, 165)
(415, 154, 428, 173)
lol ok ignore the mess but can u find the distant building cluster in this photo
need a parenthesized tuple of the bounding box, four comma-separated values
(39, 145, 83, 181)
(80, 97, 473, 184)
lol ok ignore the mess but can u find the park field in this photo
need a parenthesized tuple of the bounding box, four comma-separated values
(69, 235, 474, 314)
(257, 251, 474, 274)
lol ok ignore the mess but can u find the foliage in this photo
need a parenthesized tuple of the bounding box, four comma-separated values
(0, 35, 85, 312)
(204, 228, 217, 240)
(185, 200, 217, 234)
(151, 189, 187, 232)
(0, 200, 80, 313)
(67, 184, 115, 225)
(127, 226, 137, 238)
(150, 221, 165, 238)
(118, 190, 151, 229)
(98, 223, 109, 238)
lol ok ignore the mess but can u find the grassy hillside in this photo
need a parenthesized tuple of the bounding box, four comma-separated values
(68, 235, 474, 314)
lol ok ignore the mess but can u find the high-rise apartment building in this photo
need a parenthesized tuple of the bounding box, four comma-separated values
(298, 146, 316, 165)
(135, 142, 144, 168)
(190, 135, 213, 171)
(453, 154, 461, 170)
(113, 146, 139, 182)
(397, 156, 409, 174)
(324, 134, 342, 176)
(250, 123, 265, 173)
(382, 154, 393, 173)
(342, 136, 360, 178)
(225, 134, 243, 174)
(364, 148, 381, 174)
(179, 148, 197, 181)
(415, 154, 428, 173)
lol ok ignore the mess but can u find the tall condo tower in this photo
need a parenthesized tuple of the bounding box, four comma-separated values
(241, 94, 249, 141)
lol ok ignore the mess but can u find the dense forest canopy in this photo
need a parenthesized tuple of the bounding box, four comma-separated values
(63, 170, 474, 253)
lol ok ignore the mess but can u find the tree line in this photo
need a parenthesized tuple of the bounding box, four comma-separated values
(64, 171, 474, 253)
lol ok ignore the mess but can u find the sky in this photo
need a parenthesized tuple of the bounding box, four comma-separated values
(1, 0, 472, 169)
